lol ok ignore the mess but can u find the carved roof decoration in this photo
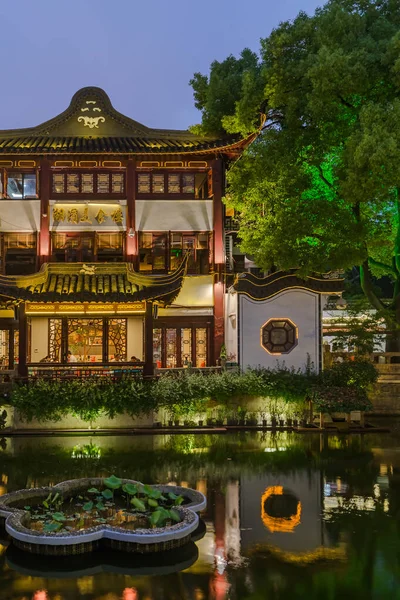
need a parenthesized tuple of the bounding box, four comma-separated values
(0, 87, 258, 156)
(234, 270, 344, 300)
(0, 255, 188, 306)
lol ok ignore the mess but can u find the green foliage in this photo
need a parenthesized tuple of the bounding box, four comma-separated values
(313, 386, 372, 413)
(9, 361, 379, 424)
(189, 48, 263, 136)
(320, 358, 378, 390)
(193, 0, 400, 343)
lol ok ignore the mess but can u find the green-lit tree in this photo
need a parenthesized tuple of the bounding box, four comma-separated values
(190, 0, 400, 350)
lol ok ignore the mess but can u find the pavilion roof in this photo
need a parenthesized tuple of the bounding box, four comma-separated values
(234, 270, 344, 300)
(0, 256, 188, 306)
(0, 87, 257, 156)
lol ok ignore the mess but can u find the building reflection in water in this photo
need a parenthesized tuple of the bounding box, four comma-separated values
(1, 433, 397, 600)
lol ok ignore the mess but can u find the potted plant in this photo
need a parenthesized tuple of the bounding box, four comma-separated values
(260, 411, 267, 428)
(226, 411, 239, 426)
(246, 412, 258, 426)
(237, 406, 247, 426)
(215, 408, 225, 427)
(219, 344, 227, 369)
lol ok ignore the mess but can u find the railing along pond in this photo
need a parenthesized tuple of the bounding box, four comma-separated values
(27, 362, 144, 380)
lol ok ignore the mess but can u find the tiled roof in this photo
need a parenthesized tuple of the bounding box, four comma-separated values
(0, 87, 253, 156)
(234, 270, 344, 300)
(0, 258, 188, 305)
(0, 135, 240, 154)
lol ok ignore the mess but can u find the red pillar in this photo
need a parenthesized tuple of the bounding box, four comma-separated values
(214, 280, 225, 365)
(38, 158, 50, 265)
(18, 303, 28, 378)
(211, 159, 225, 364)
(212, 159, 224, 266)
(143, 301, 154, 377)
(126, 158, 138, 266)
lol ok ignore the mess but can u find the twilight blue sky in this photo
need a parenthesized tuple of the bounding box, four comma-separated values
(0, 0, 321, 131)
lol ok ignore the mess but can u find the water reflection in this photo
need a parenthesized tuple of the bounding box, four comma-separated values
(0, 428, 399, 599)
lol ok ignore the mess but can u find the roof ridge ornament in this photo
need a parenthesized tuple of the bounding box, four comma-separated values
(80, 264, 96, 275)
(78, 100, 106, 129)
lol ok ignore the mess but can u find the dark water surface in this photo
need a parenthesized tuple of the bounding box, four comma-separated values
(1, 422, 400, 599)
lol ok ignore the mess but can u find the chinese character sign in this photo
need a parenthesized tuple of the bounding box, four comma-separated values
(51, 204, 126, 230)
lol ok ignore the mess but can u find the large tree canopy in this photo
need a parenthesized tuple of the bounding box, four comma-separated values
(190, 0, 400, 347)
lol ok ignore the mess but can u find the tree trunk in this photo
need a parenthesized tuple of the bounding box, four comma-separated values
(385, 293, 400, 359)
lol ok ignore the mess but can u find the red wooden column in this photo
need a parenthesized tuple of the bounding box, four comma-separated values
(126, 158, 138, 267)
(38, 157, 50, 265)
(18, 303, 28, 378)
(143, 300, 154, 377)
(211, 159, 225, 364)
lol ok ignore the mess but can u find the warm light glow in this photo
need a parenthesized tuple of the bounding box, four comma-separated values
(33, 591, 49, 600)
(123, 588, 138, 600)
(261, 485, 302, 533)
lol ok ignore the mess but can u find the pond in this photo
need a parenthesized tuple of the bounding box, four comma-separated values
(0, 421, 399, 599)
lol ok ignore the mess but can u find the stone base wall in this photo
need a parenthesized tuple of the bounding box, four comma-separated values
(3, 408, 154, 430)
(370, 383, 400, 414)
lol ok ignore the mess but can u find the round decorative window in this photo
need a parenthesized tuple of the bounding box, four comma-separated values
(261, 318, 298, 354)
(261, 486, 302, 533)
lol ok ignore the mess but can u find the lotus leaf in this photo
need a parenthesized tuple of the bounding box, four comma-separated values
(52, 512, 66, 522)
(104, 475, 122, 490)
(122, 483, 137, 496)
(102, 489, 113, 500)
(148, 498, 158, 508)
(83, 501, 94, 512)
(43, 522, 63, 533)
(131, 497, 146, 511)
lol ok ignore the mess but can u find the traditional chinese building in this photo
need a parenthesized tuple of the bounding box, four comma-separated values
(0, 87, 258, 377)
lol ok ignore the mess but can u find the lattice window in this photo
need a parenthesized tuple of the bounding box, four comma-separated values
(108, 318, 127, 361)
(153, 328, 162, 368)
(181, 328, 192, 366)
(67, 318, 103, 362)
(166, 328, 177, 368)
(0, 330, 10, 369)
(195, 328, 207, 367)
(261, 318, 298, 354)
(168, 174, 180, 193)
(49, 319, 62, 362)
(112, 173, 124, 194)
(138, 173, 150, 194)
(81, 174, 94, 193)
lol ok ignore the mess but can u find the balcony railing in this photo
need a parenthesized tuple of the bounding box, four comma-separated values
(27, 362, 144, 380)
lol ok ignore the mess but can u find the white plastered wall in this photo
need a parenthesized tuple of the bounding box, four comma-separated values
(239, 289, 321, 373)
(30, 318, 49, 362)
(127, 318, 144, 360)
(135, 200, 213, 231)
(224, 292, 238, 362)
(0, 200, 40, 231)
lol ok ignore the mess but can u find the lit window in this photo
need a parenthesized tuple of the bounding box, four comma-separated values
(261, 318, 298, 354)
(112, 173, 124, 194)
(182, 174, 195, 194)
(152, 174, 164, 194)
(67, 174, 79, 193)
(81, 174, 94, 193)
(168, 174, 180, 193)
(138, 173, 150, 194)
(52, 174, 65, 194)
(97, 174, 109, 194)
(7, 173, 37, 199)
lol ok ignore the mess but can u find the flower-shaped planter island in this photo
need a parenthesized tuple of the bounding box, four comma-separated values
(0, 477, 206, 556)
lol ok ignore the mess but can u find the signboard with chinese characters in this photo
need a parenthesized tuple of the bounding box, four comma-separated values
(49, 202, 126, 231)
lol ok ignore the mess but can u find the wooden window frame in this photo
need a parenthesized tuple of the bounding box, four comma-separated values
(4, 170, 38, 200)
(139, 231, 212, 274)
(136, 171, 209, 199)
(153, 317, 213, 368)
(51, 170, 126, 200)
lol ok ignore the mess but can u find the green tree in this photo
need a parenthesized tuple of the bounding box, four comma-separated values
(190, 0, 400, 350)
